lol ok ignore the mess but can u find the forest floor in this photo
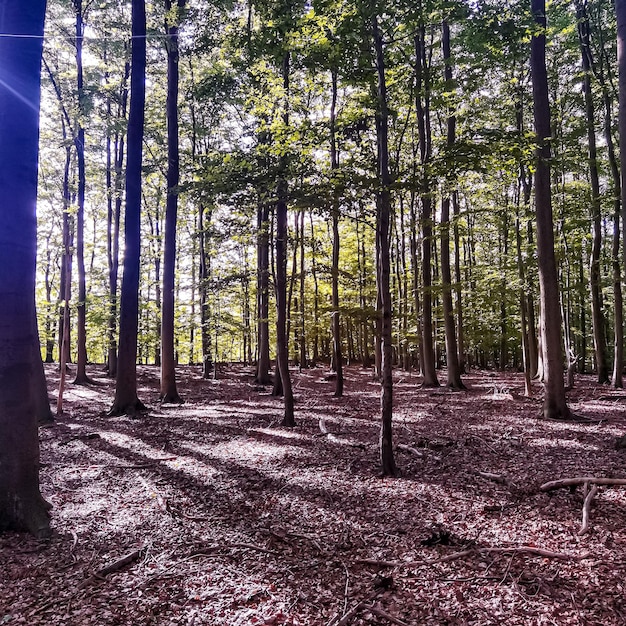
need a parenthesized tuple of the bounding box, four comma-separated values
(1, 364, 626, 625)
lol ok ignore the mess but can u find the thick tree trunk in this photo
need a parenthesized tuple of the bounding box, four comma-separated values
(0, 0, 52, 538)
(373, 13, 397, 477)
(160, 0, 185, 404)
(530, 0, 571, 420)
(109, 0, 147, 416)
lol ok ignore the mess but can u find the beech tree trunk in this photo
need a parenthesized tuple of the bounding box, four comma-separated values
(255, 198, 271, 384)
(73, 0, 91, 385)
(160, 0, 185, 404)
(0, 0, 52, 537)
(415, 25, 439, 388)
(330, 68, 344, 397)
(109, 0, 147, 416)
(440, 20, 463, 389)
(617, 0, 626, 392)
(578, 2, 608, 384)
(372, 12, 397, 477)
(275, 51, 295, 426)
(530, 0, 571, 420)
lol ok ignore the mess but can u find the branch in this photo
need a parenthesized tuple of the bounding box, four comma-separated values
(539, 477, 626, 491)
(578, 483, 599, 536)
(95, 545, 147, 577)
(358, 545, 588, 569)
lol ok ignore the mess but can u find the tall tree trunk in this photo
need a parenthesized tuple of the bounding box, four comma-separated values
(160, 0, 185, 403)
(0, 0, 52, 538)
(72, 0, 91, 385)
(275, 51, 295, 426)
(415, 24, 439, 387)
(109, 0, 147, 416)
(372, 12, 397, 477)
(106, 60, 129, 378)
(199, 204, 213, 378)
(330, 68, 344, 396)
(440, 20, 463, 389)
(530, 0, 571, 420)
(256, 195, 271, 383)
(578, 2, 608, 384)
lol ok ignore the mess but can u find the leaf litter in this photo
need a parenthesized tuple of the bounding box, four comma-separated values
(1, 363, 625, 625)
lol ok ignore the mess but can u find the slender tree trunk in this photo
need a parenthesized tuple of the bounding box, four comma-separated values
(372, 12, 397, 477)
(415, 25, 439, 387)
(530, 0, 570, 420)
(616, 0, 626, 390)
(160, 0, 185, 403)
(275, 51, 295, 426)
(72, 0, 91, 385)
(440, 20, 463, 389)
(0, 0, 52, 537)
(107, 60, 129, 378)
(199, 204, 213, 378)
(109, 0, 147, 416)
(256, 197, 272, 383)
(578, 2, 608, 384)
(330, 68, 344, 396)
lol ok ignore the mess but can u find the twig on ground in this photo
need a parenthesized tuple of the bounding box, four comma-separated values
(319, 418, 368, 449)
(95, 545, 147, 577)
(578, 483, 599, 536)
(328, 600, 366, 626)
(363, 604, 409, 626)
(476, 471, 509, 485)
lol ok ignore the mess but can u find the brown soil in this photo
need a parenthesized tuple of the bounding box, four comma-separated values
(2, 363, 626, 625)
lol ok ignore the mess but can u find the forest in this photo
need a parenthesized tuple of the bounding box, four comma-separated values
(1, 0, 626, 623)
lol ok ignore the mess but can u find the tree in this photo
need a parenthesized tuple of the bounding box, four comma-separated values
(109, 0, 147, 416)
(0, 0, 52, 537)
(440, 18, 464, 389)
(530, 0, 571, 420)
(160, 0, 186, 404)
(372, 9, 397, 477)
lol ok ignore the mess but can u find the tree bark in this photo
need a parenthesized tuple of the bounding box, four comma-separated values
(577, 2, 608, 384)
(530, 0, 571, 420)
(160, 0, 185, 404)
(109, 0, 147, 416)
(440, 20, 464, 389)
(372, 12, 397, 477)
(330, 68, 344, 397)
(275, 51, 295, 426)
(0, 0, 52, 537)
(415, 25, 439, 388)
(72, 0, 92, 385)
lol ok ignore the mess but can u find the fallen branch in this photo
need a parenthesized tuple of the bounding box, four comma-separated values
(476, 471, 509, 485)
(578, 483, 599, 536)
(319, 418, 368, 449)
(357, 545, 587, 570)
(539, 477, 626, 491)
(95, 545, 147, 577)
(363, 605, 409, 626)
(329, 600, 366, 626)
(396, 443, 424, 458)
